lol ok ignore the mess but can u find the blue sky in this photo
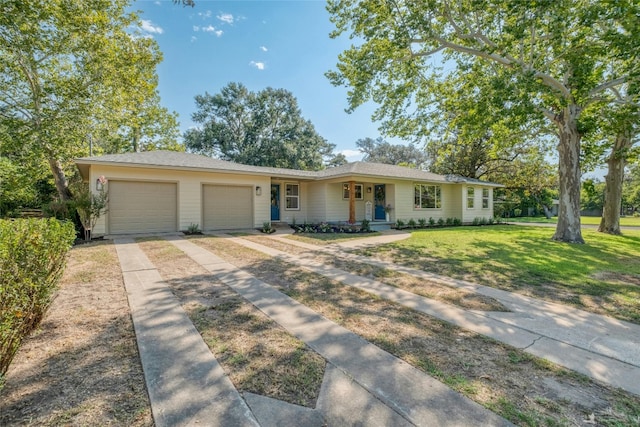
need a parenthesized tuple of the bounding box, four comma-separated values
(131, 0, 400, 161)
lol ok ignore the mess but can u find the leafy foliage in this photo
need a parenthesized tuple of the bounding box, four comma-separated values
(0, 218, 76, 385)
(356, 137, 427, 168)
(326, 0, 640, 243)
(185, 82, 339, 170)
(0, 0, 179, 202)
(70, 178, 109, 241)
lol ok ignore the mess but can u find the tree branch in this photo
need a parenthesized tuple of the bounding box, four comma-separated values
(590, 77, 627, 98)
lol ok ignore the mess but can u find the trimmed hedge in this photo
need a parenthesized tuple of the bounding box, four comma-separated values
(0, 218, 76, 385)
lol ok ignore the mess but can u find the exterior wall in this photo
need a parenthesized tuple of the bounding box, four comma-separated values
(323, 181, 379, 222)
(441, 185, 462, 220)
(461, 185, 494, 223)
(88, 165, 270, 235)
(306, 181, 327, 222)
(396, 181, 450, 223)
(387, 182, 495, 224)
(271, 179, 310, 224)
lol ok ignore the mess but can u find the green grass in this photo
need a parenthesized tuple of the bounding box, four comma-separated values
(360, 226, 640, 323)
(508, 216, 640, 226)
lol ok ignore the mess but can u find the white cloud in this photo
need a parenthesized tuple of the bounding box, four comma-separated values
(198, 10, 212, 19)
(191, 36, 197, 43)
(197, 25, 223, 37)
(340, 149, 363, 162)
(250, 61, 265, 70)
(260, 46, 268, 52)
(140, 19, 163, 35)
(217, 13, 234, 24)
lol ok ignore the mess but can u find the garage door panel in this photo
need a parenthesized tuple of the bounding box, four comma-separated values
(203, 185, 253, 230)
(109, 181, 177, 234)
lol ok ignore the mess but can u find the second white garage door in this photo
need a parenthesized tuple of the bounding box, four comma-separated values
(108, 181, 177, 234)
(202, 185, 253, 230)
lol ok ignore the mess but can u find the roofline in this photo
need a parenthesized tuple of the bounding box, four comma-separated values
(75, 157, 504, 187)
(74, 158, 317, 181)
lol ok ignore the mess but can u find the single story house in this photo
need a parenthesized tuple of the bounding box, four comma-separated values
(75, 150, 503, 235)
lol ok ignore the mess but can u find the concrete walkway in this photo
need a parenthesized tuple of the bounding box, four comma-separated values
(234, 231, 640, 396)
(114, 229, 640, 426)
(114, 238, 259, 427)
(115, 235, 512, 426)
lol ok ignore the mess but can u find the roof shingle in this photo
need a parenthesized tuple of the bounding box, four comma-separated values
(75, 150, 502, 186)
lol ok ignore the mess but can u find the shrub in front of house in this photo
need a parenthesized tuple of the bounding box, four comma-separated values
(0, 218, 76, 386)
(291, 221, 372, 234)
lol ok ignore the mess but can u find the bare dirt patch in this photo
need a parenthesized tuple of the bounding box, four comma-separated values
(592, 271, 640, 287)
(194, 235, 640, 427)
(137, 237, 325, 408)
(243, 235, 507, 312)
(0, 241, 152, 426)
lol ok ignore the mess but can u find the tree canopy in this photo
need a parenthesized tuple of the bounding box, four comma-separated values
(356, 137, 427, 168)
(184, 82, 339, 170)
(0, 0, 179, 204)
(327, 0, 640, 243)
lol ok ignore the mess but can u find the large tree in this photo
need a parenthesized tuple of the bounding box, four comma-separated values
(596, 96, 639, 234)
(327, 0, 639, 243)
(184, 82, 338, 170)
(356, 137, 427, 168)
(0, 0, 176, 201)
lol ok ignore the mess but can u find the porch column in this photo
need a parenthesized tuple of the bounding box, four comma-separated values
(349, 180, 356, 224)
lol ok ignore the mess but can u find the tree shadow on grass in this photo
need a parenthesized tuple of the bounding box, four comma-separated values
(354, 227, 640, 324)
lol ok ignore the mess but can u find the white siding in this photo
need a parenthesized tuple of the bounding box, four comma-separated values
(273, 180, 310, 224)
(462, 185, 494, 223)
(306, 182, 327, 222)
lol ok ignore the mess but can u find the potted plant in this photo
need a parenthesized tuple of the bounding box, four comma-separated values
(384, 204, 393, 222)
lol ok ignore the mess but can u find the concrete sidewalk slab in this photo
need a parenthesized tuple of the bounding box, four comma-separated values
(114, 238, 259, 427)
(166, 235, 512, 426)
(256, 234, 640, 396)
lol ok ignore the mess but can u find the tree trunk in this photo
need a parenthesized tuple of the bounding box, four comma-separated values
(542, 204, 552, 219)
(552, 105, 584, 244)
(599, 132, 631, 235)
(48, 157, 73, 201)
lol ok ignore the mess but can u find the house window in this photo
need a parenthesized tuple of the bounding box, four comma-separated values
(285, 183, 299, 210)
(482, 188, 490, 209)
(342, 183, 363, 200)
(467, 187, 475, 209)
(414, 184, 441, 209)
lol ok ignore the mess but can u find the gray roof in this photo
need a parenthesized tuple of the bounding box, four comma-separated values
(75, 150, 503, 187)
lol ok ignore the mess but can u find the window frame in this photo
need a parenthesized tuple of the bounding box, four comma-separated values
(284, 183, 300, 210)
(413, 184, 442, 209)
(467, 187, 475, 209)
(482, 188, 490, 209)
(342, 183, 364, 201)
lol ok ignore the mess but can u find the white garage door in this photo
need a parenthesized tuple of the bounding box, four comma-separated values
(108, 181, 177, 234)
(203, 185, 253, 230)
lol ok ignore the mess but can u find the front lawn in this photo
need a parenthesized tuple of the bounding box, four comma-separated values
(509, 216, 640, 226)
(357, 226, 640, 323)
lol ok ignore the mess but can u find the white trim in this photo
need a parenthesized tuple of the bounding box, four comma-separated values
(284, 182, 300, 210)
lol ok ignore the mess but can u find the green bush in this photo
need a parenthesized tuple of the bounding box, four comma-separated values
(0, 218, 76, 386)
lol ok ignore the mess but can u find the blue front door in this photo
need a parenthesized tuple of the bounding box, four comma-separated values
(271, 184, 280, 221)
(374, 184, 386, 220)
